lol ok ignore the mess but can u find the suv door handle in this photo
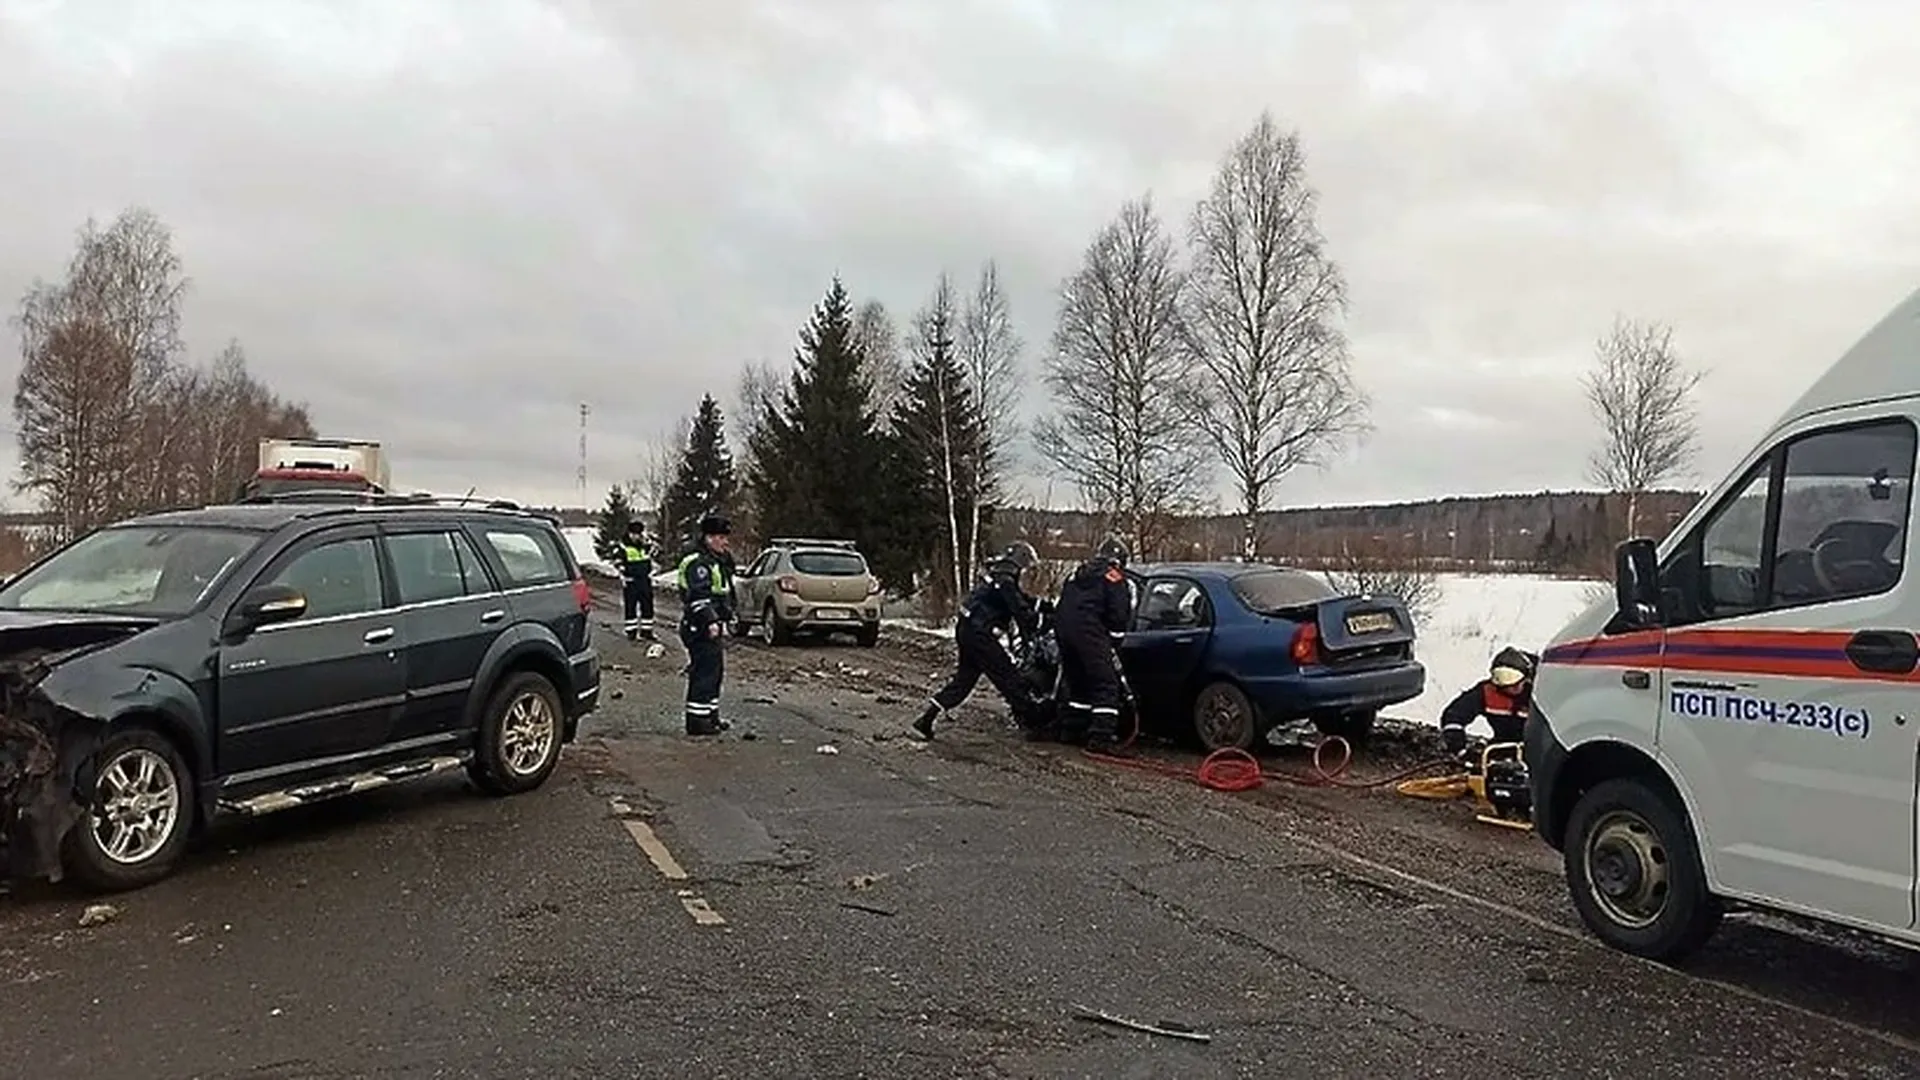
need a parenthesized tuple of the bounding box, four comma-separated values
(1845, 629, 1919, 675)
(480, 609, 506, 624)
(363, 627, 395, 645)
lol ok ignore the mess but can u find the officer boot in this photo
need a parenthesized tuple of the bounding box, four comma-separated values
(910, 702, 940, 741)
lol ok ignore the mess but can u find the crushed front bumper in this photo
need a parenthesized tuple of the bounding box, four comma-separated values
(0, 658, 104, 884)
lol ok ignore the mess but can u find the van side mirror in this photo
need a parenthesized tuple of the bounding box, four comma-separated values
(1614, 539, 1661, 628)
(227, 584, 308, 636)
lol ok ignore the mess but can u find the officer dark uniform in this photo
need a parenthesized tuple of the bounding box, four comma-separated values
(676, 513, 737, 736)
(1440, 645, 1538, 755)
(616, 522, 656, 641)
(1054, 537, 1133, 752)
(910, 542, 1044, 741)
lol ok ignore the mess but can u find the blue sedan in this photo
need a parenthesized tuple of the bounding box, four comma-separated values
(1115, 562, 1426, 751)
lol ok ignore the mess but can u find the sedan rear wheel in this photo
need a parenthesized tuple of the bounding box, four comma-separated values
(1192, 681, 1257, 752)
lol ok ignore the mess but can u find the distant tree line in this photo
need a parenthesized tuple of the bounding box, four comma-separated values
(10, 207, 316, 545)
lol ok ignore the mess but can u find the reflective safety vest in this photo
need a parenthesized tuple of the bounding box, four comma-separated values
(676, 552, 729, 595)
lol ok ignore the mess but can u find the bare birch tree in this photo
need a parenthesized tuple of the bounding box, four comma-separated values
(1583, 316, 1705, 536)
(629, 422, 686, 531)
(1035, 195, 1213, 557)
(13, 208, 188, 537)
(1186, 113, 1367, 559)
(852, 299, 906, 427)
(908, 274, 975, 602)
(956, 259, 1023, 569)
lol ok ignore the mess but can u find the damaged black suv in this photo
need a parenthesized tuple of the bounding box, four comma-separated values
(0, 496, 602, 891)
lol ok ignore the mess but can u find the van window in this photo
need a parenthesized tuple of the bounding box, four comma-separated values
(1662, 417, 1916, 624)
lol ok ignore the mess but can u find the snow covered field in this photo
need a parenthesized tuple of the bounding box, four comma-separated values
(563, 529, 1599, 729)
(1394, 573, 1599, 726)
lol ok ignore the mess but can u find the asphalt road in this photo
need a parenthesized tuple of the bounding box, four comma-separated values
(4, 593, 1919, 1078)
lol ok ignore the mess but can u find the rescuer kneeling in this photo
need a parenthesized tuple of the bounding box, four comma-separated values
(1439, 645, 1538, 757)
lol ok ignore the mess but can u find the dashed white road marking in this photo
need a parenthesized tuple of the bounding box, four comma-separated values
(610, 798, 726, 927)
(677, 889, 727, 926)
(622, 819, 690, 880)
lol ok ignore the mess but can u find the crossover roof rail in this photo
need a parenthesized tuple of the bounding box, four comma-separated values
(766, 537, 860, 550)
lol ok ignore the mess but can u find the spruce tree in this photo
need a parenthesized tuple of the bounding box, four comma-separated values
(745, 277, 917, 591)
(592, 484, 634, 563)
(661, 394, 738, 556)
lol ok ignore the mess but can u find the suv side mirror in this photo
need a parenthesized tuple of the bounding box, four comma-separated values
(228, 584, 308, 636)
(1614, 538, 1661, 628)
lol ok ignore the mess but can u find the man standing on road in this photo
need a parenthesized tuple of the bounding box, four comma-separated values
(1050, 536, 1134, 753)
(616, 521, 657, 642)
(909, 541, 1045, 741)
(676, 513, 737, 737)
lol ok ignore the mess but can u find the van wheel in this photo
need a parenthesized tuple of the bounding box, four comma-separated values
(470, 671, 565, 796)
(62, 728, 195, 892)
(1564, 777, 1723, 963)
(1192, 681, 1257, 752)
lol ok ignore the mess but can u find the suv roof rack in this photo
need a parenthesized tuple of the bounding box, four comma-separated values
(766, 537, 860, 550)
(239, 489, 531, 513)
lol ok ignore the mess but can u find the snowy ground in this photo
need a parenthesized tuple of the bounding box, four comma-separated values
(563, 529, 1600, 729)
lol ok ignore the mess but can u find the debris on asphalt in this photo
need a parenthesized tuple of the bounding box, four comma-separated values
(839, 900, 896, 917)
(608, 689, 624, 701)
(746, 694, 777, 705)
(815, 744, 839, 755)
(847, 873, 886, 890)
(874, 694, 902, 705)
(870, 731, 893, 742)
(77, 903, 119, 928)
(1071, 1004, 1212, 1043)
(644, 643, 666, 659)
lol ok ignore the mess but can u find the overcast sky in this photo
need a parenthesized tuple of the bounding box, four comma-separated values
(3, 0, 1918, 512)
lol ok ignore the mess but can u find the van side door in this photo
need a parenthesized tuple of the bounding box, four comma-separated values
(1653, 410, 1919, 932)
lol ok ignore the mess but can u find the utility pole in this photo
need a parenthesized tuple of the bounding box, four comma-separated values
(577, 402, 590, 502)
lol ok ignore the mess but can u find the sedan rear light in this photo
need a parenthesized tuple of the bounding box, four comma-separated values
(572, 575, 592, 613)
(776, 575, 799, 594)
(1289, 621, 1322, 666)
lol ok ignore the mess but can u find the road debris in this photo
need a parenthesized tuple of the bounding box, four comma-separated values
(78, 903, 119, 928)
(847, 873, 887, 890)
(815, 744, 839, 755)
(838, 900, 896, 917)
(644, 643, 666, 660)
(1071, 1004, 1212, 1043)
(746, 694, 778, 705)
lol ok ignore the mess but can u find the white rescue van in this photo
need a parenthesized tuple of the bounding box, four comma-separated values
(1529, 288, 1920, 962)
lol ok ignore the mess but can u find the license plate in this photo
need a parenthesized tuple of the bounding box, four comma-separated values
(817, 608, 851, 620)
(1345, 611, 1396, 635)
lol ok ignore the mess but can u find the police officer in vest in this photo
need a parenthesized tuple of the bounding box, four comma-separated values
(616, 521, 656, 641)
(1439, 645, 1538, 756)
(676, 513, 737, 736)
(909, 541, 1044, 741)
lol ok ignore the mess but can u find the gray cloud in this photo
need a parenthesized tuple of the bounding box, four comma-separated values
(2, 0, 1918, 511)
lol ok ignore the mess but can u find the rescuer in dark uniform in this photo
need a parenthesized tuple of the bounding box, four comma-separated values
(616, 521, 656, 641)
(676, 513, 737, 737)
(909, 541, 1045, 741)
(1053, 536, 1134, 753)
(1439, 645, 1538, 755)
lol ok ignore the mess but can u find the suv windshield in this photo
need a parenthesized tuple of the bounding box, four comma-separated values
(0, 525, 262, 617)
(1229, 569, 1335, 614)
(790, 550, 867, 576)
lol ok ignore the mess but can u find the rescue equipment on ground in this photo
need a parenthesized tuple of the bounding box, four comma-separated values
(1395, 741, 1533, 830)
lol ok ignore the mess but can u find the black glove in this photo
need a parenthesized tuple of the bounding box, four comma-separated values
(1441, 726, 1466, 755)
